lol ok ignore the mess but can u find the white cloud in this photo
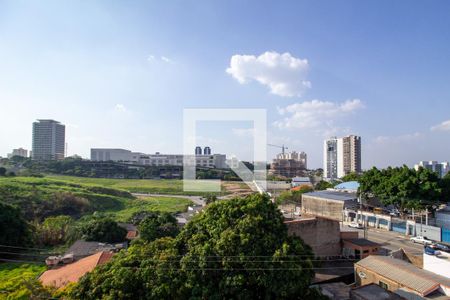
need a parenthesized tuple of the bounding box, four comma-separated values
(226, 51, 310, 97)
(431, 120, 450, 131)
(373, 132, 423, 144)
(161, 56, 174, 63)
(114, 104, 128, 112)
(147, 54, 174, 64)
(274, 99, 364, 129)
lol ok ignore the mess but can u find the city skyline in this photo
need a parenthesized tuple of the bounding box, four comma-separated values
(1, 1, 450, 168)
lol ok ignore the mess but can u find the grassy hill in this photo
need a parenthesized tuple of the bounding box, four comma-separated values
(0, 177, 192, 222)
(46, 175, 226, 196)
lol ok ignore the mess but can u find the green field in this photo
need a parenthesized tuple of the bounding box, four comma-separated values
(0, 176, 193, 222)
(112, 195, 192, 222)
(46, 175, 224, 196)
(0, 263, 47, 300)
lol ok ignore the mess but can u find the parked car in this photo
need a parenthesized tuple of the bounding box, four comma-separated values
(349, 222, 363, 229)
(425, 246, 441, 256)
(410, 236, 433, 245)
(433, 243, 450, 253)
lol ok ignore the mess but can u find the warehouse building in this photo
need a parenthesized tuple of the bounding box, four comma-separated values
(302, 191, 358, 222)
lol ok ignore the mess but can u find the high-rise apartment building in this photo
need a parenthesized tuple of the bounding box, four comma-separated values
(414, 161, 450, 178)
(7, 148, 28, 158)
(323, 137, 338, 180)
(32, 119, 65, 160)
(324, 135, 361, 180)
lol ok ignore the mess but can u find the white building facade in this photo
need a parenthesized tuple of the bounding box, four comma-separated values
(7, 148, 28, 158)
(90, 148, 227, 169)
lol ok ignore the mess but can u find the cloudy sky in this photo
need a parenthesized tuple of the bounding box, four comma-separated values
(1, 0, 450, 169)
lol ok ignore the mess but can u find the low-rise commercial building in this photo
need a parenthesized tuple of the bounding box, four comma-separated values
(302, 191, 358, 222)
(285, 216, 341, 257)
(342, 239, 380, 259)
(291, 176, 313, 188)
(355, 255, 450, 298)
(90, 148, 227, 168)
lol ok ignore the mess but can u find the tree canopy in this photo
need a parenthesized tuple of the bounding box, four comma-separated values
(138, 212, 179, 242)
(80, 217, 127, 243)
(70, 194, 323, 299)
(0, 201, 32, 247)
(359, 166, 442, 212)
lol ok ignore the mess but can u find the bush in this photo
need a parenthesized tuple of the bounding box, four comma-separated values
(80, 217, 127, 243)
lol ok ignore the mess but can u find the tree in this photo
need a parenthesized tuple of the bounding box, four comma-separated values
(315, 180, 333, 190)
(359, 166, 442, 215)
(0, 167, 6, 176)
(37, 215, 74, 246)
(204, 193, 218, 204)
(139, 212, 179, 242)
(0, 201, 32, 246)
(80, 217, 127, 243)
(70, 194, 322, 299)
(340, 172, 361, 182)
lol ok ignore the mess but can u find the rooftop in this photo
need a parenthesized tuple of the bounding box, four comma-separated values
(344, 238, 379, 247)
(65, 240, 126, 258)
(351, 284, 403, 300)
(292, 177, 311, 182)
(334, 181, 360, 191)
(40, 251, 114, 288)
(303, 190, 358, 202)
(356, 256, 450, 296)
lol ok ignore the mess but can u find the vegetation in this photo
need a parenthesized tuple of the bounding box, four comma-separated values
(80, 217, 127, 243)
(69, 194, 323, 299)
(46, 175, 224, 196)
(111, 195, 192, 222)
(276, 186, 313, 205)
(315, 180, 334, 190)
(0, 263, 50, 300)
(359, 166, 444, 213)
(0, 176, 133, 221)
(340, 172, 361, 182)
(138, 212, 179, 242)
(0, 201, 32, 247)
(36, 215, 74, 246)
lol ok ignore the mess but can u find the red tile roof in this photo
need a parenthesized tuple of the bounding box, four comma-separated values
(39, 251, 114, 288)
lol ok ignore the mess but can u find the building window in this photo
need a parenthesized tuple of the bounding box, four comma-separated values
(379, 281, 388, 290)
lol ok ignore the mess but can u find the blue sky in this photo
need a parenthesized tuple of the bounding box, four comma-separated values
(1, 0, 449, 168)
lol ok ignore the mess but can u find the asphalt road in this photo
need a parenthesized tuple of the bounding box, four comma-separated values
(343, 225, 424, 254)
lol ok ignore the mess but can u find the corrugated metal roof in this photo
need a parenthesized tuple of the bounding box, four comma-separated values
(356, 256, 450, 296)
(304, 191, 357, 201)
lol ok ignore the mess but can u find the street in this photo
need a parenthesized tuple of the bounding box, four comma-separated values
(343, 225, 424, 254)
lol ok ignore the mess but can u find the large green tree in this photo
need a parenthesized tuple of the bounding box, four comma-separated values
(70, 194, 323, 299)
(359, 166, 442, 213)
(139, 212, 179, 242)
(80, 217, 127, 243)
(0, 201, 32, 246)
